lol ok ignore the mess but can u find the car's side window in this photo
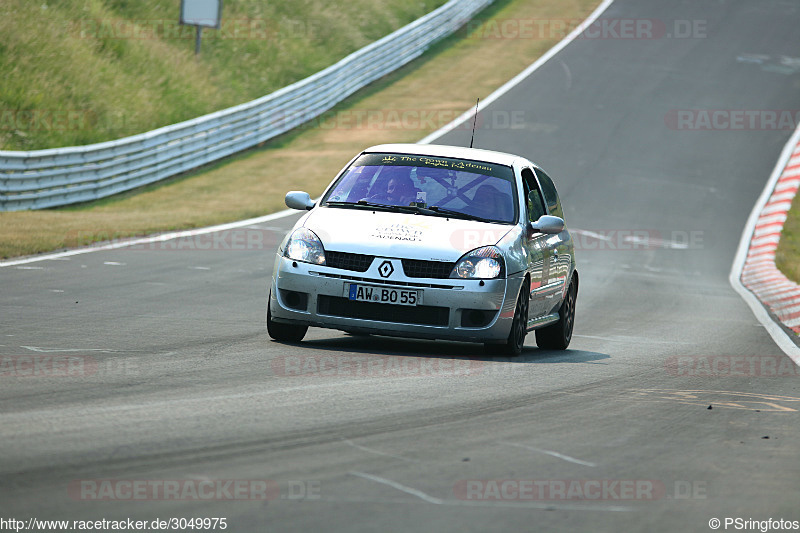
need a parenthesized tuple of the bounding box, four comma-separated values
(522, 168, 546, 222)
(534, 168, 564, 219)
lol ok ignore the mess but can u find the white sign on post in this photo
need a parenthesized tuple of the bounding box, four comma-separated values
(180, 0, 222, 29)
(180, 0, 222, 55)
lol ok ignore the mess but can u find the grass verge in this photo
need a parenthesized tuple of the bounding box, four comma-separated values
(776, 193, 800, 283)
(0, 0, 600, 259)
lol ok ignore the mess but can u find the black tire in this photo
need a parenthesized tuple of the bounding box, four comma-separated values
(484, 280, 530, 357)
(535, 278, 576, 350)
(267, 295, 308, 342)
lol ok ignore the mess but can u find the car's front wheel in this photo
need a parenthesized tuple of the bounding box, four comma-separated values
(267, 293, 308, 342)
(535, 278, 576, 350)
(485, 280, 529, 356)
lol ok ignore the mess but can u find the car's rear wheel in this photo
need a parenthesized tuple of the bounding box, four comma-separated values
(535, 278, 576, 350)
(485, 280, 529, 356)
(267, 293, 308, 342)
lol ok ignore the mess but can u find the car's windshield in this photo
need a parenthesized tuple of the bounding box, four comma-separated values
(322, 153, 518, 224)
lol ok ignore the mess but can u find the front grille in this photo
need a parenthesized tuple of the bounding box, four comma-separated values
(401, 259, 455, 279)
(312, 271, 458, 290)
(326, 251, 374, 272)
(318, 296, 449, 326)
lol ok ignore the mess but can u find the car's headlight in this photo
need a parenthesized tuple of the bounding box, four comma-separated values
(284, 228, 326, 265)
(451, 246, 504, 279)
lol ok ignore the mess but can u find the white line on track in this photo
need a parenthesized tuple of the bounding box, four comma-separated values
(20, 346, 124, 353)
(500, 442, 596, 467)
(348, 471, 631, 512)
(342, 438, 421, 464)
(349, 471, 443, 504)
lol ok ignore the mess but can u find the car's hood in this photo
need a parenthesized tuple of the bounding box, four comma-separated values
(305, 207, 515, 262)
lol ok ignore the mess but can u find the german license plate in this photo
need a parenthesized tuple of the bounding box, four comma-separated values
(345, 284, 421, 306)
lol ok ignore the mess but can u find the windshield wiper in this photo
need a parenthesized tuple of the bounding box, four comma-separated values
(326, 200, 493, 221)
(326, 200, 433, 215)
(325, 200, 397, 212)
(427, 206, 497, 223)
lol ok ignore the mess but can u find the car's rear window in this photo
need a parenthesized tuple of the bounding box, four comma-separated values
(322, 152, 518, 224)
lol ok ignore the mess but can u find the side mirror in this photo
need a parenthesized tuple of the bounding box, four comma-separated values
(285, 191, 315, 211)
(530, 215, 564, 235)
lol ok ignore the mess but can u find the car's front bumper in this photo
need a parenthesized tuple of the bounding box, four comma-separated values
(269, 255, 523, 343)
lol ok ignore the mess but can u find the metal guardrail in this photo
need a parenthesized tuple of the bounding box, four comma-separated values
(0, 0, 493, 211)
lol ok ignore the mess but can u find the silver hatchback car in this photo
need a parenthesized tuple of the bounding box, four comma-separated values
(267, 143, 578, 355)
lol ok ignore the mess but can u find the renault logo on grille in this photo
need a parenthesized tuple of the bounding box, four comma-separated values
(378, 260, 394, 278)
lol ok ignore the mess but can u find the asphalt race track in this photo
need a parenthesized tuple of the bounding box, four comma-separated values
(3, 0, 800, 531)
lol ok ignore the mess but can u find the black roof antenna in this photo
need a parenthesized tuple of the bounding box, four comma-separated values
(469, 98, 480, 149)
